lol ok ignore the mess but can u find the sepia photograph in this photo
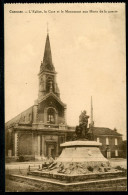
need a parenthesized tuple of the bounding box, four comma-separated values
(4, 3, 126, 192)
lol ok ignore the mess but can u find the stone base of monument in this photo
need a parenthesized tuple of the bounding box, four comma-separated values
(27, 141, 126, 184)
(9, 173, 127, 191)
(28, 170, 126, 183)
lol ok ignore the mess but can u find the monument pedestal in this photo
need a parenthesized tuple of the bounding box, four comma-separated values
(28, 140, 125, 178)
(51, 140, 111, 175)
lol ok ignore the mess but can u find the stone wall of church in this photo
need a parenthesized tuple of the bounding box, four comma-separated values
(58, 116, 65, 124)
(33, 134, 38, 155)
(18, 132, 33, 155)
(38, 113, 44, 123)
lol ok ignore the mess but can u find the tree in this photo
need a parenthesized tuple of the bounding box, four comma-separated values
(119, 140, 127, 158)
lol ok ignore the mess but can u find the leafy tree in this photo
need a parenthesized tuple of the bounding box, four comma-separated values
(119, 140, 127, 158)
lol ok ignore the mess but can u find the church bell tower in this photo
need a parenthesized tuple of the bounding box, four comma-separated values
(38, 33, 60, 101)
(35, 31, 67, 126)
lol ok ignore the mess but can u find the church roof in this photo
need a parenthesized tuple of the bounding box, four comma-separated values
(5, 106, 33, 128)
(92, 127, 122, 136)
(38, 92, 67, 107)
(40, 33, 55, 73)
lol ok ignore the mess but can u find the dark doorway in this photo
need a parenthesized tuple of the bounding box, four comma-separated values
(46, 143, 56, 159)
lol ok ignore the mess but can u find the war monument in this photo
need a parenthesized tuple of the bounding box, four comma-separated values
(25, 111, 126, 190)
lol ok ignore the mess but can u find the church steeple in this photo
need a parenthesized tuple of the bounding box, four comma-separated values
(40, 33, 55, 73)
(38, 32, 60, 101)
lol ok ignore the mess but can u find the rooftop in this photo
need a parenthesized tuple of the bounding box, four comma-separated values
(92, 127, 122, 136)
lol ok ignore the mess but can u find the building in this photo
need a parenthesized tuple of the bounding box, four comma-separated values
(64, 126, 123, 158)
(5, 32, 123, 160)
(89, 97, 123, 158)
(5, 32, 74, 160)
(92, 127, 122, 158)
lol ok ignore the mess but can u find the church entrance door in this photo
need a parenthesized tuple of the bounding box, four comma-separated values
(46, 142, 56, 159)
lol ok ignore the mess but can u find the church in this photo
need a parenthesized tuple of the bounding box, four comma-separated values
(5, 32, 74, 160)
(5, 32, 123, 160)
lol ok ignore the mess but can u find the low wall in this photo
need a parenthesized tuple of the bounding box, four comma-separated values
(28, 170, 126, 182)
(8, 174, 127, 191)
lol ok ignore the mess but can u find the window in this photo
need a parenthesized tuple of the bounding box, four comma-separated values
(97, 137, 102, 145)
(46, 78, 54, 93)
(115, 138, 118, 145)
(47, 108, 55, 124)
(115, 150, 118, 157)
(106, 137, 109, 145)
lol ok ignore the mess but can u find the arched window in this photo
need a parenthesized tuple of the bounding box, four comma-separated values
(47, 108, 55, 124)
(46, 77, 54, 93)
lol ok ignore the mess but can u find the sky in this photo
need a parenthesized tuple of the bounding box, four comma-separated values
(4, 3, 126, 139)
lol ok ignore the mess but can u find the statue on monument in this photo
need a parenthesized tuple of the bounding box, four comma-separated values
(75, 110, 94, 140)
